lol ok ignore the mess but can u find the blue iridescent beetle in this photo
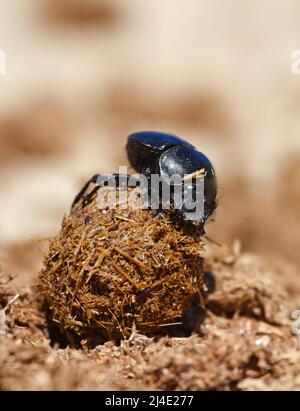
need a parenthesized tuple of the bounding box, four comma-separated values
(72, 131, 217, 231)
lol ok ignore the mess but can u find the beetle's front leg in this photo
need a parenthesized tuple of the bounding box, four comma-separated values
(72, 173, 133, 209)
(72, 174, 100, 207)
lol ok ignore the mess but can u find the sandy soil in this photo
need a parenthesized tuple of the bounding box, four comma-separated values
(1, 243, 300, 390)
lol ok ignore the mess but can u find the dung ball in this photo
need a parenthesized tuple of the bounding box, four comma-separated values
(38, 186, 205, 347)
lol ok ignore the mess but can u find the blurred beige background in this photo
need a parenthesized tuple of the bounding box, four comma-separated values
(0, 0, 299, 281)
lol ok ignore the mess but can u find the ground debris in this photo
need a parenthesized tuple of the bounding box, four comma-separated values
(1, 243, 299, 390)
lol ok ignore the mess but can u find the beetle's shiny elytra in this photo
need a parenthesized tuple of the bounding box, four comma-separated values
(126, 131, 217, 224)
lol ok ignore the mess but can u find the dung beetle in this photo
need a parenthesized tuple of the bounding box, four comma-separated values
(72, 131, 217, 231)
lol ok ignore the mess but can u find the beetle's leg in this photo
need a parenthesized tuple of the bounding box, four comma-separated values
(72, 174, 100, 207)
(73, 174, 134, 209)
(147, 182, 169, 218)
(82, 174, 133, 208)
